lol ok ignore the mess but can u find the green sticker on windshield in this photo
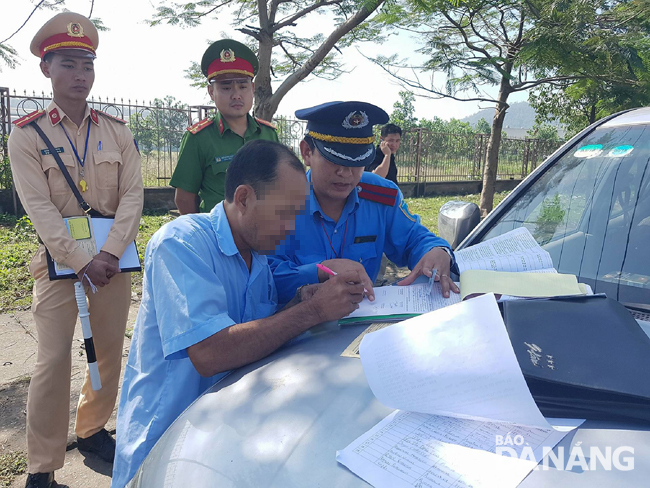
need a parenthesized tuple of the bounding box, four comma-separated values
(574, 144, 603, 159)
(608, 145, 634, 157)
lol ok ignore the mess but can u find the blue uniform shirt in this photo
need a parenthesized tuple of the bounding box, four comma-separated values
(269, 172, 453, 305)
(112, 202, 277, 488)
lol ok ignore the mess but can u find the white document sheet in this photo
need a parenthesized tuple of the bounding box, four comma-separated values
(359, 294, 550, 428)
(345, 282, 462, 319)
(338, 294, 585, 488)
(337, 411, 583, 488)
(455, 227, 553, 273)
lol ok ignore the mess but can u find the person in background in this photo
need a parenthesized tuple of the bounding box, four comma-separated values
(170, 39, 279, 214)
(8, 12, 143, 488)
(365, 123, 401, 185)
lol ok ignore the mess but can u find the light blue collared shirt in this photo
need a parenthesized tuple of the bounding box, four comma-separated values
(112, 202, 277, 488)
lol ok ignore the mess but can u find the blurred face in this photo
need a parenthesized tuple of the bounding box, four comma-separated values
(41, 53, 95, 102)
(382, 133, 401, 154)
(300, 140, 364, 205)
(208, 74, 254, 121)
(247, 162, 309, 253)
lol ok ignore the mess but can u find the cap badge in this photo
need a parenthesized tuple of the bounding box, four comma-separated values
(220, 48, 236, 63)
(342, 111, 369, 129)
(67, 22, 84, 38)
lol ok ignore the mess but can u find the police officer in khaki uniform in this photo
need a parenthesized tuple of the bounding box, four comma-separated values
(8, 12, 143, 488)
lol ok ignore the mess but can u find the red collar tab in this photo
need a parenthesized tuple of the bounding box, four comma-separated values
(48, 108, 62, 126)
(90, 109, 99, 125)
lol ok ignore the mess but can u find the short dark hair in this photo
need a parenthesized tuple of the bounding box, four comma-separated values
(224, 140, 304, 202)
(42, 52, 55, 64)
(381, 123, 402, 138)
(303, 135, 316, 151)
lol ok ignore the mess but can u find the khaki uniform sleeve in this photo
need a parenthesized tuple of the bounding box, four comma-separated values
(8, 125, 93, 274)
(101, 124, 144, 259)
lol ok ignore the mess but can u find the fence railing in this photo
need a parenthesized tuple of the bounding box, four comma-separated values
(1, 89, 563, 190)
(398, 128, 562, 182)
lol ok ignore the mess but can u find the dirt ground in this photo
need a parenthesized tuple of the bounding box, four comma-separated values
(0, 260, 408, 488)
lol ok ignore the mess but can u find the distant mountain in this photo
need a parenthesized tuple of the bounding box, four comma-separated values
(461, 101, 539, 129)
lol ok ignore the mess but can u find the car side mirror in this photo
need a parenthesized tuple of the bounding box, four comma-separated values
(437, 201, 480, 249)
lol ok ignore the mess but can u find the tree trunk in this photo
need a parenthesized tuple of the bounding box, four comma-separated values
(252, 0, 385, 121)
(479, 83, 511, 217)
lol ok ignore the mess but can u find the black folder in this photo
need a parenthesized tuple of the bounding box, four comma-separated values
(500, 296, 650, 424)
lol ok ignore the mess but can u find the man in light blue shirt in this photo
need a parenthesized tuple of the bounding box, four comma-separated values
(111, 140, 365, 487)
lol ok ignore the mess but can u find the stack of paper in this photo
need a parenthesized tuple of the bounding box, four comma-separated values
(337, 295, 584, 488)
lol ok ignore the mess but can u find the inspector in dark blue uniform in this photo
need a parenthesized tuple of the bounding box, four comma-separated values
(268, 101, 459, 305)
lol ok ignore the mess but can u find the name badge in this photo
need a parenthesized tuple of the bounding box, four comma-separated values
(41, 147, 65, 155)
(354, 235, 377, 244)
(214, 155, 234, 163)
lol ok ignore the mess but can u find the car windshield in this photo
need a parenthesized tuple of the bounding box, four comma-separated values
(480, 123, 650, 309)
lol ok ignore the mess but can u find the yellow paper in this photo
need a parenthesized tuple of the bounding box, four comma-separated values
(460, 269, 585, 300)
(67, 216, 92, 240)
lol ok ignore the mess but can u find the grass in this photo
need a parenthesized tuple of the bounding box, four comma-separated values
(0, 192, 510, 312)
(406, 191, 510, 235)
(0, 451, 27, 487)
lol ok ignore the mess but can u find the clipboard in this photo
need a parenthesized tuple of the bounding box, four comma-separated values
(46, 215, 141, 280)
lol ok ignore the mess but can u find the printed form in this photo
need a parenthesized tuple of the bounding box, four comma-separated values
(336, 294, 584, 488)
(454, 227, 553, 273)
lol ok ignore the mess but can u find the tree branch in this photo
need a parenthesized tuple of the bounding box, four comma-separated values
(1, 0, 59, 44)
(269, 0, 384, 107)
(273, 0, 342, 32)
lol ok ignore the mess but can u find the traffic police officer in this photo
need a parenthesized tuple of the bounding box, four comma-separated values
(8, 12, 143, 488)
(269, 101, 460, 305)
(170, 39, 279, 214)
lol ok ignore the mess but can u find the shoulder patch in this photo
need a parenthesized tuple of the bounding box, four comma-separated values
(255, 117, 276, 130)
(96, 110, 127, 124)
(187, 118, 214, 135)
(358, 182, 398, 206)
(13, 110, 46, 128)
(399, 198, 418, 222)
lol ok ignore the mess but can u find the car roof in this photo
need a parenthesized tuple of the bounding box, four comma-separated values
(600, 106, 650, 128)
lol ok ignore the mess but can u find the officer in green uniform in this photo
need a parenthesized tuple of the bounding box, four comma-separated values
(170, 39, 279, 214)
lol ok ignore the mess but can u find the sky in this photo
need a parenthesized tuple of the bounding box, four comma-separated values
(1, 0, 527, 121)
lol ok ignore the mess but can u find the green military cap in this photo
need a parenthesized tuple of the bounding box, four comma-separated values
(201, 39, 259, 82)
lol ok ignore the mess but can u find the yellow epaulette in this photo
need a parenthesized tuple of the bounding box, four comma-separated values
(187, 118, 214, 135)
(255, 117, 276, 130)
(95, 109, 126, 124)
(13, 110, 46, 128)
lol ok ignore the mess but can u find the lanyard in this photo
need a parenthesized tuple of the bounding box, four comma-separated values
(61, 119, 91, 169)
(320, 217, 348, 259)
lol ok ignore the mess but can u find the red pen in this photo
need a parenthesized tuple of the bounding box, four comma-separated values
(316, 263, 368, 294)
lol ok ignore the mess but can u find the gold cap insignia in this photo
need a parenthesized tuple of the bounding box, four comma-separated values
(342, 111, 369, 129)
(67, 22, 84, 38)
(220, 48, 236, 63)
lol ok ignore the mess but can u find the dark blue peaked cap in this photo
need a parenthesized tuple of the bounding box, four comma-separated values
(295, 101, 389, 167)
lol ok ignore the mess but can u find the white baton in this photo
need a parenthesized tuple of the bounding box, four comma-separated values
(74, 281, 102, 390)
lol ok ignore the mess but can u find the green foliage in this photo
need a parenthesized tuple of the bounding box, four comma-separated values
(0, 215, 37, 312)
(390, 90, 418, 129)
(474, 117, 491, 134)
(533, 193, 566, 245)
(0, 43, 18, 71)
(0, 451, 27, 487)
(149, 0, 388, 119)
(526, 122, 561, 142)
(129, 96, 189, 156)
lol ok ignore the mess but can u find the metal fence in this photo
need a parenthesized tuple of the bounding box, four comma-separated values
(398, 128, 562, 182)
(2, 88, 563, 190)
